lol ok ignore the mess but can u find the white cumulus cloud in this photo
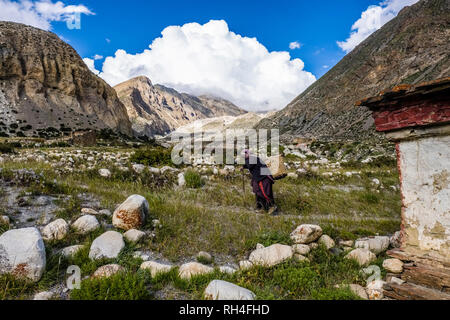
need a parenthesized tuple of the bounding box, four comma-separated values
(83, 58, 99, 75)
(289, 41, 302, 50)
(0, 0, 93, 31)
(97, 20, 316, 112)
(337, 0, 419, 53)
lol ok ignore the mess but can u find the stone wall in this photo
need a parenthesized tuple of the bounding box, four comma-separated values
(398, 133, 450, 263)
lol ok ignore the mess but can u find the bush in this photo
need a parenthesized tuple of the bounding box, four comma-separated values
(70, 272, 152, 300)
(0, 275, 37, 300)
(0, 143, 14, 154)
(130, 147, 173, 167)
(310, 287, 360, 300)
(184, 170, 205, 189)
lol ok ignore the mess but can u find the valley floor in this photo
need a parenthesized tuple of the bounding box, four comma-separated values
(0, 142, 402, 300)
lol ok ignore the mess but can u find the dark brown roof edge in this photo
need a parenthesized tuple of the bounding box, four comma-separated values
(356, 77, 450, 108)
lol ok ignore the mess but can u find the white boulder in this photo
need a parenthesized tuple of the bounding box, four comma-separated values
(89, 231, 125, 260)
(178, 262, 214, 280)
(42, 219, 69, 241)
(290, 224, 323, 244)
(366, 280, 386, 300)
(346, 248, 377, 266)
(33, 291, 54, 300)
(0, 228, 46, 282)
(219, 266, 237, 275)
(113, 195, 149, 231)
(140, 261, 173, 277)
(61, 245, 84, 258)
(123, 229, 146, 243)
(204, 280, 256, 300)
(72, 215, 100, 234)
(318, 235, 335, 249)
(98, 168, 111, 178)
(383, 258, 404, 274)
(92, 264, 125, 278)
(239, 260, 253, 271)
(249, 244, 293, 267)
(355, 236, 390, 254)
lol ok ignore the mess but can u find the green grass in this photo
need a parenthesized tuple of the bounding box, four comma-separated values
(184, 170, 205, 189)
(0, 275, 37, 300)
(70, 272, 152, 300)
(0, 144, 402, 300)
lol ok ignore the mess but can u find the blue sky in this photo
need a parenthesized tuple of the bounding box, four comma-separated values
(1, 0, 416, 110)
(54, 0, 379, 78)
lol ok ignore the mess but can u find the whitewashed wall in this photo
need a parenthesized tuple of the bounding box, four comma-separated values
(399, 134, 450, 262)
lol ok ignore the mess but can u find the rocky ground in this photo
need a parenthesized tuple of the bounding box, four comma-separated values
(0, 140, 403, 300)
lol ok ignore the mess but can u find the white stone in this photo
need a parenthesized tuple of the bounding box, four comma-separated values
(89, 231, 125, 260)
(287, 173, 298, 179)
(318, 235, 335, 249)
(33, 291, 54, 300)
(383, 258, 404, 274)
(81, 208, 99, 216)
(239, 260, 253, 271)
(197, 251, 212, 263)
(61, 245, 84, 258)
(132, 164, 146, 174)
(0, 228, 46, 282)
(42, 219, 69, 241)
(92, 264, 125, 278)
(249, 244, 293, 267)
(0, 216, 9, 225)
(72, 215, 100, 234)
(98, 168, 111, 178)
(204, 280, 256, 300)
(113, 195, 149, 231)
(366, 280, 386, 300)
(290, 224, 323, 244)
(99, 209, 112, 217)
(292, 244, 310, 255)
(149, 167, 160, 174)
(371, 178, 380, 186)
(256, 243, 265, 250)
(339, 240, 354, 247)
(178, 262, 214, 280)
(349, 284, 368, 300)
(390, 277, 405, 285)
(355, 236, 390, 254)
(140, 261, 173, 277)
(219, 266, 237, 275)
(123, 229, 146, 243)
(346, 248, 376, 266)
(294, 254, 310, 262)
(178, 173, 186, 187)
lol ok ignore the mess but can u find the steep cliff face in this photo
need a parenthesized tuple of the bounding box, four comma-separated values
(0, 22, 132, 138)
(257, 0, 450, 140)
(114, 76, 247, 137)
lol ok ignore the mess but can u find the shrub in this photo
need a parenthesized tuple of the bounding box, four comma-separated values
(184, 170, 205, 189)
(310, 287, 360, 300)
(130, 147, 173, 167)
(0, 275, 37, 300)
(70, 272, 152, 300)
(0, 143, 14, 154)
(273, 266, 323, 297)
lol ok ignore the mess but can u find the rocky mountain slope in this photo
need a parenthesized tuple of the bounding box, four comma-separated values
(257, 0, 450, 140)
(114, 76, 247, 137)
(0, 22, 132, 138)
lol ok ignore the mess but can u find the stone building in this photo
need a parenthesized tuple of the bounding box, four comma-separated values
(358, 77, 449, 299)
